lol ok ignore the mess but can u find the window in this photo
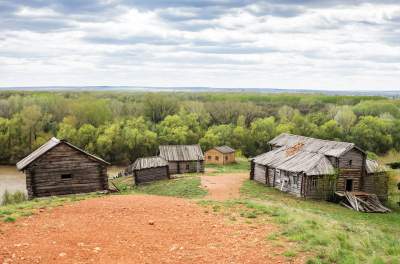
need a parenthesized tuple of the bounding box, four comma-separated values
(225, 156, 228, 161)
(312, 177, 317, 188)
(186, 164, 190, 170)
(61, 174, 72, 180)
(293, 175, 298, 185)
(348, 160, 352, 167)
(215, 156, 219, 161)
(208, 156, 212, 160)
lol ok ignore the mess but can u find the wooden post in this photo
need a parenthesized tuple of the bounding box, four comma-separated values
(250, 161, 255, 180)
(265, 166, 269, 185)
(273, 169, 276, 187)
(177, 162, 180, 174)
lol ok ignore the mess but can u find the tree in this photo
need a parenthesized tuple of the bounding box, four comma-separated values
(250, 117, 277, 155)
(315, 120, 343, 140)
(199, 125, 234, 151)
(143, 94, 179, 123)
(334, 106, 357, 134)
(20, 105, 42, 151)
(351, 116, 393, 154)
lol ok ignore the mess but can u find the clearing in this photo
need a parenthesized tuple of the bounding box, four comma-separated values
(201, 172, 248, 200)
(0, 195, 303, 264)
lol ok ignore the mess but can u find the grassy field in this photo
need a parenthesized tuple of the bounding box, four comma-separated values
(204, 157, 250, 174)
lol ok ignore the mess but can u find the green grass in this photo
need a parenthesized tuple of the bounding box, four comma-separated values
(205, 157, 249, 174)
(1, 190, 27, 206)
(238, 180, 400, 263)
(0, 192, 101, 223)
(131, 176, 207, 199)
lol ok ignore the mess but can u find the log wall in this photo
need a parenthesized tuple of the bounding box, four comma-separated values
(363, 172, 388, 201)
(134, 166, 169, 184)
(168, 161, 204, 174)
(25, 143, 108, 198)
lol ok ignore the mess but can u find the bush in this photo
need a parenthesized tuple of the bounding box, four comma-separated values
(1, 190, 27, 206)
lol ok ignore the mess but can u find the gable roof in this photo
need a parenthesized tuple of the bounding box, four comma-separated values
(252, 146, 335, 176)
(16, 137, 110, 171)
(130, 156, 168, 171)
(269, 133, 364, 157)
(159, 145, 204, 161)
(213, 146, 235, 154)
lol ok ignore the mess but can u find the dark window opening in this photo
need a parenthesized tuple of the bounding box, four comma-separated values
(225, 156, 228, 160)
(186, 164, 190, 170)
(345, 179, 353, 192)
(208, 156, 212, 160)
(293, 175, 298, 185)
(215, 156, 219, 161)
(61, 174, 72, 180)
(348, 160, 352, 167)
(312, 177, 317, 188)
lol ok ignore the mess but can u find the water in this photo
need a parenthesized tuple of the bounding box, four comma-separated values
(0, 166, 26, 204)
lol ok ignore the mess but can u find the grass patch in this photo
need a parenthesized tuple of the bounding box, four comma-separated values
(132, 177, 207, 199)
(0, 192, 101, 223)
(1, 190, 27, 206)
(205, 157, 249, 174)
(239, 180, 400, 264)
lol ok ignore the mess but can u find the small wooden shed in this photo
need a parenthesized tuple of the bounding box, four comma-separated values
(205, 146, 235, 165)
(126, 156, 169, 184)
(159, 145, 204, 174)
(16, 137, 110, 199)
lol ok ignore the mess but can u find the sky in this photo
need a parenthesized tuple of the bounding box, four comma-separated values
(0, 0, 400, 90)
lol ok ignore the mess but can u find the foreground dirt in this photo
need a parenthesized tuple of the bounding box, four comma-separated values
(0, 195, 303, 264)
(201, 172, 249, 200)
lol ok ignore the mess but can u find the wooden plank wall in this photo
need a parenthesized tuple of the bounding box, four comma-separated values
(363, 172, 388, 201)
(25, 143, 108, 198)
(168, 161, 204, 174)
(134, 167, 169, 184)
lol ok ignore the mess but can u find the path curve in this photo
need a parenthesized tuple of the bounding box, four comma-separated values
(201, 172, 249, 200)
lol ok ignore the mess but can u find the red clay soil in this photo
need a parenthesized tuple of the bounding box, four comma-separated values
(0, 195, 304, 264)
(201, 173, 249, 200)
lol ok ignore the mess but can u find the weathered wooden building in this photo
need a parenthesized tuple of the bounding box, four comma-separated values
(205, 146, 236, 165)
(16, 137, 110, 199)
(125, 156, 169, 184)
(159, 145, 204, 174)
(250, 133, 388, 200)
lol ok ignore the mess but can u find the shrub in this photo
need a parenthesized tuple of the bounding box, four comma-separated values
(1, 190, 27, 206)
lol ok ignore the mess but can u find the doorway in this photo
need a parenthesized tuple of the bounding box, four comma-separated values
(345, 179, 353, 192)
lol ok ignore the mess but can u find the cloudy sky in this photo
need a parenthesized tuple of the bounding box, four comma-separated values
(0, 0, 400, 90)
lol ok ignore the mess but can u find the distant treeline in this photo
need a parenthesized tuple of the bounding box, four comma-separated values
(0, 91, 398, 164)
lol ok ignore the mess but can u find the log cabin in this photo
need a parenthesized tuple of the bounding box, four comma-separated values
(125, 156, 169, 184)
(159, 145, 204, 174)
(205, 146, 236, 165)
(16, 137, 110, 199)
(250, 133, 388, 201)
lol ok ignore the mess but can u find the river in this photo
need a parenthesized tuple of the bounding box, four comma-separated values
(0, 165, 125, 204)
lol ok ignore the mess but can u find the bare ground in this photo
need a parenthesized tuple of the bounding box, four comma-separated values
(201, 172, 249, 201)
(0, 195, 305, 264)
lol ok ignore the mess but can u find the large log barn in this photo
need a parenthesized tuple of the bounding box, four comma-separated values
(17, 137, 110, 199)
(250, 133, 388, 201)
(159, 145, 204, 174)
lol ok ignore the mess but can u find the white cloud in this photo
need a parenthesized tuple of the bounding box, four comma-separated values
(0, 1, 399, 90)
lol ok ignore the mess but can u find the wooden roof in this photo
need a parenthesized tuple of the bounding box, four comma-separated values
(269, 133, 364, 158)
(159, 145, 204, 161)
(252, 146, 335, 176)
(16, 137, 110, 171)
(130, 156, 168, 171)
(212, 146, 235, 154)
(366, 159, 387, 173)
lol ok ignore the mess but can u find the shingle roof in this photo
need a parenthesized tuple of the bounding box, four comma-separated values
(131, 156, 168, 171)
(16, 137, 110, 170)
(366, 159, 387, 173)
(159, 145, 204, 161)
(252, 146, 335, 176)
(269, 133, 363, 157)
(214, 146, 235, 154)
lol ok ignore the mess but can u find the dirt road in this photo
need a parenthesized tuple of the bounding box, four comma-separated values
(201, 172, 249, 200)
(0, 195, 302, 264)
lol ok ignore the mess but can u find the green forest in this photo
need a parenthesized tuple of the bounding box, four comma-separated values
(0, 91, 399, 164)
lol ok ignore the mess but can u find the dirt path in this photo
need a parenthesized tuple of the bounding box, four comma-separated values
(201, 173, 249, 200)
(0, 195, 304, 264)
